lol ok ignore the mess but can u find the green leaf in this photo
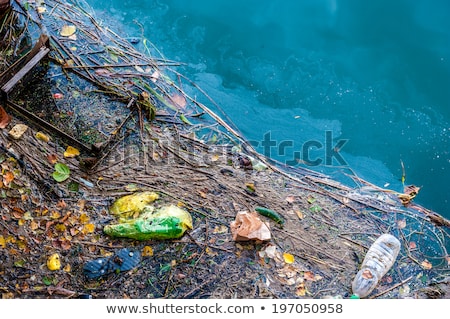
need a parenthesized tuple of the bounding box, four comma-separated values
(42, 277, 53, 286)
(14, 259, 26, 267)
(68, 181, 79, 192)
(52, 163, 70, 182)
(179, 114, 192, 125)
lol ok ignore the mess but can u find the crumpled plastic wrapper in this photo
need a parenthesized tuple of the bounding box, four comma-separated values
(230, 211, 271, 242)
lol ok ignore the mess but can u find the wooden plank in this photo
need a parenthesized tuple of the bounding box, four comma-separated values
(1, 47, 50, 94)
(5, 100, 96, 154)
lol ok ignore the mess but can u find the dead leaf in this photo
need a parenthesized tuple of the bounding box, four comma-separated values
(170, 94, 187, 109)
(79, 213, 89, 224)
(296, 283, 306, 296)
(3, 171, 14, 186)
(295, 210, 305, 220)
(83, 223, 95, 234)
(47, 154, 58, 164)
(409, 241, 417, 250)
(283, 252, 295, 264)
(8, 124, 28, 139)
(35, 131, 50, 142)
(304, 271, 315, 281)
(0, 105, 11, 129)
(404, 185, 420, 197)
(285, 196, 296, 204)
(397, 219, 407, 229)
(142, 246, 153, 257)
(421, 259, 432, 270)
(60, 25, 76, 37)
(95, 68, 112, 77)
(151, 70, 160, 83)
(64, 146, 80, 158)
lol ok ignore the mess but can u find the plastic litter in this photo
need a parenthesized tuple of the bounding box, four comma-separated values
(83, 248, 141, 280)
(109, 191, 159, 220)
(104, 204, 193, 240)
(230, 211, 271, 242)
(351, 233, 401, 298)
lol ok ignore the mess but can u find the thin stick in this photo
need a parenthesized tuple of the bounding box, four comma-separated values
(369, 276, 413, 299)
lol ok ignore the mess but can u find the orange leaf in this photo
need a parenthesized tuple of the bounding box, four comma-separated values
(304, 271, 315, 281)
(409, 241, 417, 249)
(0, 105, 11, 129)
(421, 260, 432, 270)
(3, 171, 14, 186)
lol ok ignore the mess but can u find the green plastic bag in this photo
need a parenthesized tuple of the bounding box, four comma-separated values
(104, 204, 193, 240)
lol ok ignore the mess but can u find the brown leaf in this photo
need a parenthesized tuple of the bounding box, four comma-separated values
(0, 105, 12, 129)
(47, 154, 58, 164)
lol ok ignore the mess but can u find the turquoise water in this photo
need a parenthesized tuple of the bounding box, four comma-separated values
(88, 0, 450, 217)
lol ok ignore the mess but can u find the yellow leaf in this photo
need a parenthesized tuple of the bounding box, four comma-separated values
(421, 259, 432, 270)
(51, 211, 61, 220)
(79, 213, 89, 224)
(60, 25, 77, 37)
(283, 252, 295, 264)
(142, 246, 153, 257)
(296, 283, 306, 296)
(35, 131, 50, 142)
(63, 264, 71, 273)
(83, 223, 95, 234)
(0, 235, 5, 248)
(47, 253, 61, 271)
(211, 154, 220, 162)
(64, 146, 80, 158)
(295, 210, 304, 220)
(37, 6, 46, 13)
(55, 224, 66, 232)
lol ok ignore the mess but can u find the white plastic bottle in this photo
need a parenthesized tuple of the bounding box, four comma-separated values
(351, 234, 401, 298)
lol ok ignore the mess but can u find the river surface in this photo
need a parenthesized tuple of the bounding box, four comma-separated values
(87, 0, 450, 217)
